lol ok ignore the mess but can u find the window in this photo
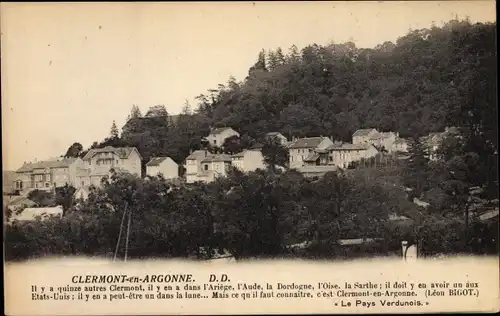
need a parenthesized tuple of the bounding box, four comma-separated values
(15, 181, 23, 190)
(329, 156, 333, 162)
(34, 174, 43, 181)
(116, 160, 119, 164)
(45, 182, 50, 188)
(204, 164, 208, 171)
(46, 174, 51, 182)
(82, 181, 85, 186)
(213, 140, 217, 145)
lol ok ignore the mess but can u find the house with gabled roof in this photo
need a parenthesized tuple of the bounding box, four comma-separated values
(288, 136, 334, 169)
(352, 128, 399, 153)
(14, 157, 84, 193)
(326, 143, 379, 169)
(205, 127, 239, 148)
(184, 150, 209, 183)
(192, 154, 233, 183)
(146, 156, 179, 179)
(77, 146, 142, 187)
(231, 149, 265, 172)
(352, 128, 379, 145)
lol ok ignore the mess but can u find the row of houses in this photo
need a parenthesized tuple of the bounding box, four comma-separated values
(12, 146, 266, 196)
(10, 125, 452, 197)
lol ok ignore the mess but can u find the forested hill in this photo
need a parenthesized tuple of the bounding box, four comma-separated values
(198, 19, 496, 141)
(72, 19, 496, 166)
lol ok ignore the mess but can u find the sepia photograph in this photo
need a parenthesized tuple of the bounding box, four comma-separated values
(2, 1, 498, 315)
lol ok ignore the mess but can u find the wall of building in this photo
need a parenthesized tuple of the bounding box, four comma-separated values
(242, 150, 265, 171)
(206, 129, 240, 147)
(147, 159, 179, 179)
(121, 150, 142, 176)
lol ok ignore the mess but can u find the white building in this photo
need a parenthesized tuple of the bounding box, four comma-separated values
(352, 129, 379, 145)
(327, 143, 379, 168)
(184, 150, 209, 184)
(352, 128, 398, 153)
(197, 154, 233, 183)
(231, 149, 266, 172)
(9, 206, 63, 223)
(77, 146, 142, 187)
(205, 127, 240, 148)
(146, 156, 179, 179)
(288, 137, 334, 169)
(14, 158, 84, 193)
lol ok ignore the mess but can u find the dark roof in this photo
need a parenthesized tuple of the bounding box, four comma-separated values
(352, 129, 377, 137)
(210, 127, 236, 135)
(82, 146, 138, 161)
(16, 158, 78, 172)
(186, 150, 207, 160)
(288, 137, 327, 149)
(202, 154, 232, 163)
(146, 157, 175, 167)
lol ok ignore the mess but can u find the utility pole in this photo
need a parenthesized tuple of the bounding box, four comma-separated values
(113, 206, 133, 262)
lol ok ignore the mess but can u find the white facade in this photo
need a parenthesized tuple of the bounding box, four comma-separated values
(231, 149, 266, 172)
(328, 144, 379, 168)
(197, 155, 232, 183)
(205, 127, 240, 147)
(184, 150, 209, 184)
(289, 137, 334, 169)
(352, 129, 379, 146)
(77, 147, 142, 188)
(9, 206, 63, 223)
(14, 158, 84, 194)
(146, 157, 179, 179)
(352, 129, 399, 153)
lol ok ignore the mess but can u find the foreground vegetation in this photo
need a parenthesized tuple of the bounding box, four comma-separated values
(5, 164, 497, 262)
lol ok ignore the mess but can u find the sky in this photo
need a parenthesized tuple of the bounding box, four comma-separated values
(1, 1, 496, 171)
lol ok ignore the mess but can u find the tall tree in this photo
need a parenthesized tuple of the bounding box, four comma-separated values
(128, 105, 142, 120)
(403, 136, 430, 199)
(110, 121, 119, 139)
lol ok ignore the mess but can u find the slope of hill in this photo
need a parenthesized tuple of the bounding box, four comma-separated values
(77, 19, 496, 171)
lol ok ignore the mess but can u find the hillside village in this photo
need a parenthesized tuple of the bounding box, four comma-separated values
(5, 124, 456, 221)
(3, 19, 497, 261)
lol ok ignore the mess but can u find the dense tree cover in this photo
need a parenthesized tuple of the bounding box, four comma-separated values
(45, 19, 497, 261)
(5, 167, 496, 261)
(65, 19, 495, 174)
